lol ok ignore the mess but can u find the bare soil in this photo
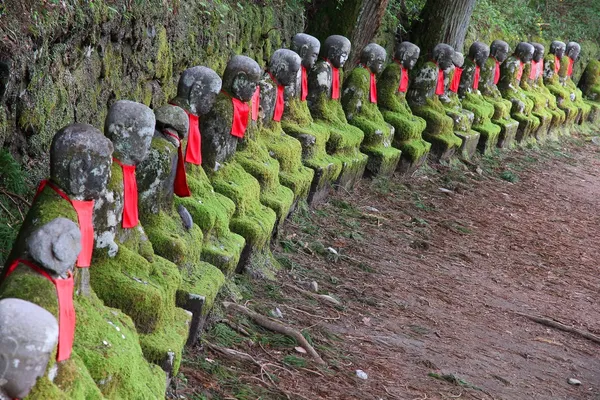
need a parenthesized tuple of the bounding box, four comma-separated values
(175, 136, 600, 400)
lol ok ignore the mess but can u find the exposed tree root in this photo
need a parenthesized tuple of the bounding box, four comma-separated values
(517, 312, 600, 345)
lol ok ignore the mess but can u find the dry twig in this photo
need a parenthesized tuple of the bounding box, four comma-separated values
(516, 312, 600, 345)
(282, 283, 341, 306)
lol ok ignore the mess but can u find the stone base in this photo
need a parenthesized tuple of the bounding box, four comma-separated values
(335, 155, 368, 192)
(456, 130, 480, 160)
(428, 143, 456, 163)
(396, 153, 428, 177)
(176, 293, 206, 347)
(307, 164, 337, 206)
(514, 121, 535, 144)
(362, 148, 402, 179)
(496, 120, 518, 149)
(533, 113, 552, 143)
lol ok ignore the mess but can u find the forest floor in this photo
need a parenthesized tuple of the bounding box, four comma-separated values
(173, 131, 600, 400)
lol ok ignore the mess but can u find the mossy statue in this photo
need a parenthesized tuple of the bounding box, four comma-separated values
(562, 41, 595, 124)
(498, 42, 541, 144)
(407, 43, 462, 161)
(171, 66, 245, 277)
(342, 43, 402, 177)
(578, 57, 600, 124)
(307, 35, 368, 190)
(377, 41, 431, 175)
(92, 100, 190, 382)
(200, 56, 277, 271)
(457, 42, 501, 154)
(282, 33, 343, 204)
(137, 104, 225, 347)
(439, 51, 480, 159)
(543, 41, 579, 131)
(479, 40, 520, 148)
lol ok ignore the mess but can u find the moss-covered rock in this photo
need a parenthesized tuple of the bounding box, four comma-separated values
(560, 57, 594, 126)
(578, 59, 600, 125)
(543, 55, 580, 132)
(520, 62, 556, 143)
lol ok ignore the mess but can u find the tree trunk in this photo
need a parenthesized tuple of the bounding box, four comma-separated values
(411, 0, 476, 57)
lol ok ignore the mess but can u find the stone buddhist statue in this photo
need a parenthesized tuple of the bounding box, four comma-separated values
(200, 56, 277, 270)
(307, 35, 368, 189)
(478, 40, 520, 148)
(578, 55, 600, 123)
(457, 41, 501, 154)
(377, 41, 431, 174)
(407, 43, 462, 161)
(282, 33, 343, 204)
(563, 41, 594, 124)
(543, 41, 579, 129)
(498, 42, 541, 144)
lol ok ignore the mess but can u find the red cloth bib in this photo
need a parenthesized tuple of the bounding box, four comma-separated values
(398, 65, 409, 93)
(301, 66, 308, 101)
(6, 259, 75, 362)
(494, 58, 501, 85)
(183, 110, 201, 165)
(113, 158, 138, 229)
(450, 67, 463, 93)
(268, 72, 285, 121)
(229, 92, 250, 138)
(251, 86, 260, 121)
(163, 130, 191, 197)
(554, 56, 561, 74)
(365, 67, 377, 103)
(538, 59, 544, 78)
(567, 57, 574, 77)
(326, 59, 340, 100)
(516, 61, 524, 81)
(529, 60, 537, 80)
(435, 67, 445, 95)
(34, 180, 94, 268)
(473, 65, 481, 90)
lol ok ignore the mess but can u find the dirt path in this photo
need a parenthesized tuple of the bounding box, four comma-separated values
(177, 137, 600, 400)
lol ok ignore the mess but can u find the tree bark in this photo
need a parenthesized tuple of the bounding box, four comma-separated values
(411, 0, 476, 57)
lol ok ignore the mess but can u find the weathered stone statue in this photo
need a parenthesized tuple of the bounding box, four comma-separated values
(92, 100, 190, 381)
(200, 56, 277, 269)
(342, 43, 401, 177)
(543, 40, 579, 130)
(407, 43, 462, 161)
(137, 104, 225, 347)
(282, 33, 343, 204)
(578, 56, 600, 123)
(457, 41, 501, 154)
(307, 35, 368, 189)
(498, 42, 541, 144)
(439, 51, 480, 159)
(377, 41, 431, 174)
(562, 41, 594, 124)
(478, 40, 520, 148)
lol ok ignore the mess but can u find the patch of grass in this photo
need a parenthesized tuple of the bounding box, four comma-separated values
(257, 332, 297, 348)
(500, 170, 519, 183)
(282, 354, 307, 368)
(330, 199, 361, 217)
(357, 262, 375, 273)
(428, 372, 482, 391)
(412, 193, 434, 211)
(264, 283, 283, 301)
(208, 323, 245, 348)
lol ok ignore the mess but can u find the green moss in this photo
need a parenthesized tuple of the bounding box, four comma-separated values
(543, 55, 580, 129)
(178, 260, 225, 312)
(154, 26, 173, 82)
(579, 59, 600, 102)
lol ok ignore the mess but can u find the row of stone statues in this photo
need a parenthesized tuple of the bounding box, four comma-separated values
(0, 31, 599, 399)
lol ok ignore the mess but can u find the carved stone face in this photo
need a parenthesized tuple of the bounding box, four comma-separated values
(155, 104, 189, 142)
(175, 66, 222, 116)
(531, 42, 545, 62)
(515, 42, 535, 63)
(223, 55, 262, 102)
(550, 41, 566, 59)
(291, 33, 321, 69)
(0, 298, 58, 399)
(566, 41, 581, 61)
(394, 41, 420, 70)
(104, 100, 156, 165)
(452, 52, 465, 68)
(26, 218, 80, 278)
(269, 49, 302, 86)
(469, 42, 490, 67)
(490, 40, 509, 63)
(322, 35, 351, 68)
(433, 43, 455, 70)
(360, 43, 387, 74)
(50, 123, 114, 200)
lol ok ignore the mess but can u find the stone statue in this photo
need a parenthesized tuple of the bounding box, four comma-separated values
(170, 66, 245, 276)
(341, 43, 401, 177)
(543, 41, 579, 129)
(562, 41, 594, 124)
(282, 33, 343, 204)
(92, 100, 190, 380)
(407, 43, 462, 161)
(477, 40, 520, 148)
(200, 56, 277, 269)
(307, 35, 368, 189)
(578, 56, 600, 123)
(377, 41, 431, 174)
(439, 51, 480, 159)
(457, 41, 501, 154)
(498, 42, 541, 144)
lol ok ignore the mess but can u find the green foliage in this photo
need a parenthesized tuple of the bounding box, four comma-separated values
(500, 170, 519, 183)
(0, 150, 28, 264)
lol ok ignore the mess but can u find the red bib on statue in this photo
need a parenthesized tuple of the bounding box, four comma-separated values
(494, 59, 501, 85)
(268, 72, 285, 121)
(554, 56, 561, 74)
(251, 87, 260, 121)
(327, 60, 340, 100)
(231, 96, 250, 138)
(113, 158, 139, 229)
(163, 130, 191, 197)
(516, 61, 524, 81)
(473, 65, 480, 90)
(184, 111, 201, 165)
(398, 66, 409, 92)
(435, 68, 445, 95)
(301, 66, 308, 101)
(450, 67, 463, 93)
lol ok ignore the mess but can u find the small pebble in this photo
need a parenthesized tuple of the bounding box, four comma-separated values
(356, 370, 368, 380)
(310, 281, 319, 293)
(271, 307, 283, 318)
(568, 378, 582, 386)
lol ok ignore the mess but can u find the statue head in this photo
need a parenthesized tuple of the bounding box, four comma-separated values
(269, 49, 302, 86)
(0, 298, 58, 399)
(550, 41, 566, 59)
(394, 41, 420, 70)
(154, 104, 189, 144)
(26, 218, 80, 278)
(322, 35, 351, 69)
(359, 43, 387, 74)
(530, 42, 545, 62)
(174, 66, 222, 116)
(104, 100, 156, 165)
(50, 123, 113, 200)
(222, 55, 262, 102)
(433, 43, 455, 70)
(291, 33, 321, 69)
(490, 40, 510, 63)
(566, 41, 581, 61)
(452, 51, 465, 68)
(515, 42, 535, 63)
(468, 42, 490, 67)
